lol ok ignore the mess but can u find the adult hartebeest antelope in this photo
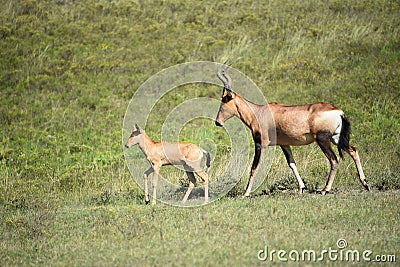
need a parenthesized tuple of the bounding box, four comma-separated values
(215, 64, 370, 196)
(125, 124, 210, 205)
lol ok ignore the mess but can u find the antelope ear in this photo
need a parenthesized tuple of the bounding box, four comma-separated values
(135, 123, 142, 133)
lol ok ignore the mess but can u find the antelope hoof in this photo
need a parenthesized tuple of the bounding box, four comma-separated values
(364, 183, 371, 191)
(320, 190, 328, 195)
(298, 188, 305, 194)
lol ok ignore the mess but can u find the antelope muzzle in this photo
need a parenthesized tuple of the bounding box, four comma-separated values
(215, 120, 223, 127)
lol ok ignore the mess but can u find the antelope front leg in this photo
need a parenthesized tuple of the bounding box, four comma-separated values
(151, 165, 160, 206)
(143, 167, 153, 204)
(244, 142, 263, 197)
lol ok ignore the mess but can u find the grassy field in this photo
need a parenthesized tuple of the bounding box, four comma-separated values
(2, 191, 399, 265)
(1, 0, 399, 265)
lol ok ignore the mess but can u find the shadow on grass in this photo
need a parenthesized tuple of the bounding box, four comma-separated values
(88, 170, 400, 206)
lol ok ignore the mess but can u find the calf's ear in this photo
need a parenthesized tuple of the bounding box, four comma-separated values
(135, 123, 142, 133)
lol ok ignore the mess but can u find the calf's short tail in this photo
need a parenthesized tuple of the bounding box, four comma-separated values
(202, 149, 211, 168)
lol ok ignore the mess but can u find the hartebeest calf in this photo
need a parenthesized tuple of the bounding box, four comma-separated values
(125, 124, 210, 205)
(215, 64, 370, 196)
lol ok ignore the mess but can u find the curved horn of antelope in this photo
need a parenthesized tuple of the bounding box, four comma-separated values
(217, 61, 234, 99)
(222, 67, 232, 91)
(217, 62, 229, 89)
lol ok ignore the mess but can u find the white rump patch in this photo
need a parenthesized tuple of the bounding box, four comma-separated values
(331, 118, 342, 145)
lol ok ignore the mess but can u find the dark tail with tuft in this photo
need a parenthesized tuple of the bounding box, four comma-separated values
(338, 115, 351, 159)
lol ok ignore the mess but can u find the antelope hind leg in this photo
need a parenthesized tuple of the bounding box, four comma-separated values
(316, 132, 339, 195)
(196, 170, 209, 203)
(182, 171, 196, 204)
(281, 145, 306, 194)
(348, 146, 370, 191)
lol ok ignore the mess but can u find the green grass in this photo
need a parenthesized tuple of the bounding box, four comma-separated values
(2, 191, 398, 265)
(1, 0, 399, 265)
